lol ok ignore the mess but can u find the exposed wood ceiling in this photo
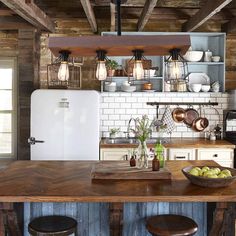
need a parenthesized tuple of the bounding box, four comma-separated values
(0, 0, 236, 34)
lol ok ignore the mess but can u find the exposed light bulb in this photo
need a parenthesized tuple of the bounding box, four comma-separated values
(133, 60, 144, 80)
(96, 61, 107, 80)
(58, 61, 69, 81)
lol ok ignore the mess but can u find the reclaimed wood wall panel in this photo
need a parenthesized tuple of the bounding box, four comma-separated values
(18, 29, 40, 160)
(24, 202, 206, 236)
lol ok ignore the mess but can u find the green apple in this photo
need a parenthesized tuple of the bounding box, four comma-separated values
(189, 168, 200, 176)
(221, 169, 232, 177)
(202, 166, 210, 172)
(218, 173, 227, 178)
(203, 170, 214, 177)
(212, 168, 221, 175)
(207, 174, 218, 178)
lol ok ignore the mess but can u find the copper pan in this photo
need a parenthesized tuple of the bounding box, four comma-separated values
(191, 106, 209, 132)
(172, 107, 186, 122)
(183, 107, 199, 127)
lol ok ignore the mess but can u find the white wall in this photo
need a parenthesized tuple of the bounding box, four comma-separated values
(100, 92, 228, 138)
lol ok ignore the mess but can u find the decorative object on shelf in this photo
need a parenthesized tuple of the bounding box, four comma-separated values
(211, 81, 220, 92)
(109, 127, 120, 139)
(96, 50, 108, 80)
(132, 115, 152, 169)
(204, 49, 212, 62)
(165, 48, 189, 92)
(47, 51, 82, 89)
(106, 59, 119, 77)
(183, 47, 203, 62)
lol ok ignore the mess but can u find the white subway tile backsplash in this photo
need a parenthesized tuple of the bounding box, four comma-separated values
(100, 92, 228, 138)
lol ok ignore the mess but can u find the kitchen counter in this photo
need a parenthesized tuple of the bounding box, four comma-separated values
(100, 138, 235, 149)
(0, 160, 235, 236)
(0, 160, 235, 202)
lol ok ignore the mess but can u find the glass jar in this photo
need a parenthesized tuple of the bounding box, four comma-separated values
(137, 140, 149, 169)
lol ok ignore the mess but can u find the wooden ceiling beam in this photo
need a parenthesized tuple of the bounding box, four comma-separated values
(0, 0, 54, 32)
(222, 16, 236, 33)
(110, 2, 115, 31)
(80, 0, 97, 33)
(182, 0, 232, 32)
(137, 0, 159, 31)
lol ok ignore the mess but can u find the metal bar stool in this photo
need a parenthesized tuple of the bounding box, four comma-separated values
(146, 214, 198, 236)
(28, 215, 77, 236)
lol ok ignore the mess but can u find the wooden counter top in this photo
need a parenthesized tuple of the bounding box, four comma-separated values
(100, 138, 235, 149)
(0, 160, 235, 202)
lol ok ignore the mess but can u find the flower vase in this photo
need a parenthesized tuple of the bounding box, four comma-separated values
(137, 140, 149, 169)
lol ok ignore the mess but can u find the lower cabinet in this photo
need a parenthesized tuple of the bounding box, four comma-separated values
(100, 147, 234, 167)
(100, 148, 132, 160)
(168, 148, 196, 161)
(197, 148, 234, 168)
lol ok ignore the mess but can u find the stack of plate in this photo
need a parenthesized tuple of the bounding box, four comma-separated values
(121, 85, 136, 92)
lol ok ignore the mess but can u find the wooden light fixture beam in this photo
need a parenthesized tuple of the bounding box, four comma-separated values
(182, 0, 232, 32)
(48, 35, 191, 57)
(137, 0, 159, 32)
(80, 0, 97, 33)
(0, 0, 54, 32)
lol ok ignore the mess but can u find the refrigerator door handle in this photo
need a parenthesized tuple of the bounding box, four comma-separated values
(28, 137, 45, 145)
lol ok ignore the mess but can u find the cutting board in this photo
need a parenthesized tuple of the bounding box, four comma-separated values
(91, 161, 171, 180)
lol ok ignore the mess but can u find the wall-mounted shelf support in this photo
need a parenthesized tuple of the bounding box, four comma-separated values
(146, 101, 219, 118)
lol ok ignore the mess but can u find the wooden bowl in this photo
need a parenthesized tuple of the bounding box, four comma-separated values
(182, 166, 236, 188)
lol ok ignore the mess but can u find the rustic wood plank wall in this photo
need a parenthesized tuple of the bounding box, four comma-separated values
(24, 202, 206, 236)
(1, 19, 236, 159)
(17, 29, 40, 160)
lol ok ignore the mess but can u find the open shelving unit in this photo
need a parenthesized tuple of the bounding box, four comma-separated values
(101, 32, 226, 93)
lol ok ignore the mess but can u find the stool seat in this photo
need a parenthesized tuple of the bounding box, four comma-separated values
(146, 214, 198, 236)
(28, 215, 77, 236)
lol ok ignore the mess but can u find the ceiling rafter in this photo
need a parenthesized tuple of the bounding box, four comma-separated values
(110, 2, 115, 31)
(137, 0, 158, 32)
(222, 16, 236, 33)
(80, 0, 97, 33)
(182, 0, 233, 32)
(0, 0, 54, 32)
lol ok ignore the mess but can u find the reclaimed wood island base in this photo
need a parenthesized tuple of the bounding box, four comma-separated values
(0, 160, 235, 236)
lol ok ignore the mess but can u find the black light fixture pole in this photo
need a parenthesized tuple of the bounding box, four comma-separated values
(117, 0, 121, 36)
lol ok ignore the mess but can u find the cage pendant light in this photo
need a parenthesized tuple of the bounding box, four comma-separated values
(165, 49, 188, 88)
(96, 50, 107, 81)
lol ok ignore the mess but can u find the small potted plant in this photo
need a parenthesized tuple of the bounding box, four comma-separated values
(109, 128, 120, 139)
(106, 60, 119, 77)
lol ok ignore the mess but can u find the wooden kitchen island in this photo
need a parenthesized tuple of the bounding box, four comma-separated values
(0, 160, 235, 236)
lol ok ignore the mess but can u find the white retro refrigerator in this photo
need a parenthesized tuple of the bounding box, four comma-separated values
(30, 90, 100, 160)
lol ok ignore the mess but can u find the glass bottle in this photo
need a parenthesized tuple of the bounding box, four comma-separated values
(130, 155, 136, 167)
(152, 155, 160, 171)
(137, 140, 149, 169)
(154, 140, 165, 168)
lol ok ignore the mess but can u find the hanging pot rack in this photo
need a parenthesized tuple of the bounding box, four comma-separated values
(146, 101, 219, 119)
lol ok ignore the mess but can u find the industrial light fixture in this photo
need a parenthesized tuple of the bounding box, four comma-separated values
(132, 50, 144, 80)
(165, 48, 188, 83)
(96, 50, 107, 81)
(57, 50, 70, 81)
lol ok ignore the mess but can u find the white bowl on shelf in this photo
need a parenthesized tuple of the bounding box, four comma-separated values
(211, 56, 221, 62)
(121, 85, 136, 92)
(190, 83, 202, 92)
(104, 82, 116, 92)
(183, 51, 203, 62)
(201, 84, 210, 92)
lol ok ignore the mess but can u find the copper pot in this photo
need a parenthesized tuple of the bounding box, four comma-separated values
(142, 83, 153, 90)
(183, 107, 199, 127)
(192, 117, 209, 132)
(172, 107, 186, 122)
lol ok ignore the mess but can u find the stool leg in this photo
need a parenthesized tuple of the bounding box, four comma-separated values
(109, 203, 123, 236)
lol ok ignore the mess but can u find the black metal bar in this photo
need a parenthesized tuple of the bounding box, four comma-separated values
(146, 102, 218, 106)
(116, 0, 121, 36)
